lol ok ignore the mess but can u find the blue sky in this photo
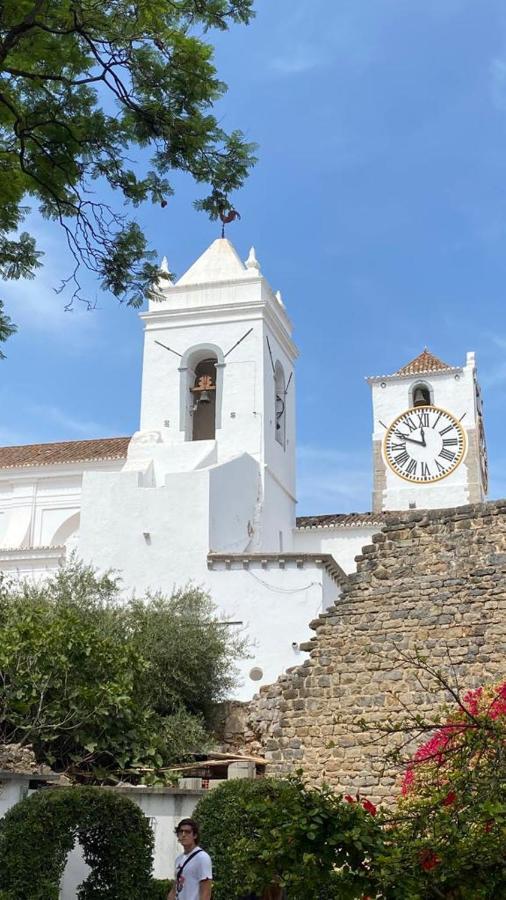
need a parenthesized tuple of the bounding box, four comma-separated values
(2, 0, 506, 515)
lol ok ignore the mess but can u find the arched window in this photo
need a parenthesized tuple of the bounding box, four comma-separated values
(179, 343, 225, 441)
(191, 357, 217, 441)
(410, 381, 432, 407)
(274, 362, 286, 447)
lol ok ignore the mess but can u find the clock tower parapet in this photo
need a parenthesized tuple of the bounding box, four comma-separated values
(367, 349, 487, 512)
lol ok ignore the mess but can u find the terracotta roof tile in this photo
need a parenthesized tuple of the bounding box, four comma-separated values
(396, 348, 453, 376)
(0, 437, 130, 470)
(296, 512, 393, 529)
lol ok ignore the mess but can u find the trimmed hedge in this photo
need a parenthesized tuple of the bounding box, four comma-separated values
(0, 787, 154, 899)
(195, 778, 297, 900)
(149, 879, 173, 899)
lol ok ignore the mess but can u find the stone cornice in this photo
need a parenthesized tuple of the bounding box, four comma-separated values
(142, 299, 298, 362)
(366, 367, 462, 384)
(0, 545, 65, 561)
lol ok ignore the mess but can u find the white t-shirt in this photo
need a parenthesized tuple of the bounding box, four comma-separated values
(174, 848, 212, 900)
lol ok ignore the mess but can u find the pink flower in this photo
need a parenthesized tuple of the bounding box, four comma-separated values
(401, 768, 415, 796)
(362, 798, 377, 816)
(419, 849, 441, 871)
(463, 686, 482, 716)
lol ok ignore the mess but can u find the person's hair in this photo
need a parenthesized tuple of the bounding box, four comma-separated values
(175, 817, 200, 842)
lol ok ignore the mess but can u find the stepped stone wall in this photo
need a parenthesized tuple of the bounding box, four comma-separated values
(245, 499, 506, 803)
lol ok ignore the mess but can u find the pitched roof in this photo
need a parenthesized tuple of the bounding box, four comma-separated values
(0, 437, 130, 470)
(396, 348, 453, 376)
(176, 238, 247, 286)
(296, 512, 392, 529)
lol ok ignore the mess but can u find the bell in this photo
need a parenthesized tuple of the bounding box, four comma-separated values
(199, 390, 211, 404)
(413, 387, 428, 407)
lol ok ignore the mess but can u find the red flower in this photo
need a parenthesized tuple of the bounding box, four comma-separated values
(484, 819, 495, 833)
(362, 798, 377, 816)
(344, 794, 356, 804)
(442, 790, 457, 807)
(419, 849, 441, 871)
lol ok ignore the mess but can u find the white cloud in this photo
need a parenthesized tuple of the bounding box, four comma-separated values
(297, 445, 372, 514)
(270, 50, 326, 76)
(1, 213, 102, 348)
(266, 1, 381, 79)
(3, 270, 99, 345)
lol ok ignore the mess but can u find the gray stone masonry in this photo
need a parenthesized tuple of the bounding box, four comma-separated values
(243, 499, 506, 803)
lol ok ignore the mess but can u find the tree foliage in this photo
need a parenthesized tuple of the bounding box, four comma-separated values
(0, 559, 245, 778)
(0, 0, 256, 343)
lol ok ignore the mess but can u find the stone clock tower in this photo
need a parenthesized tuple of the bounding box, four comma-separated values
(368, 349, 487, 512)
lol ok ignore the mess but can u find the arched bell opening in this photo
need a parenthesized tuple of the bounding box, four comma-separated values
(191, 357, 217, 441)
(179, 343, 224, 441)
(410, 381, 433, 407)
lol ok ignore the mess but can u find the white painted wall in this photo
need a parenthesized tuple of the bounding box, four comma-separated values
(0, 546, 65, 578)
(206, 559, 342, 695)
(294, 525, 380, 574)
(0, 461, 124, 553)
(0, 773, 30, 818)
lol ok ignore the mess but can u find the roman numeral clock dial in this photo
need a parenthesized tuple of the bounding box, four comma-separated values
(383, 406, 466, 483)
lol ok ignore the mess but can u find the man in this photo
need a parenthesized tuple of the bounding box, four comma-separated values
(168, 817, 213, 900)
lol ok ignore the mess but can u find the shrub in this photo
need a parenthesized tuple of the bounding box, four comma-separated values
(0, 787, 154, 899)
(373, 680, 506, 899)
(149, 879, 173, 899)
(196, 779, 293, 900)
(196, 777, 383, 900)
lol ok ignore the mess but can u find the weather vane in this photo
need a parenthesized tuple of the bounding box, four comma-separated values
(219, 206, 241, 238)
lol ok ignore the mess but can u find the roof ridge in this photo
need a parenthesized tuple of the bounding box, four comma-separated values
(396, 348, 453, 376)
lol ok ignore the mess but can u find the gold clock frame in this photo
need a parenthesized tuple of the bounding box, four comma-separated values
(383, 405, 467, 484)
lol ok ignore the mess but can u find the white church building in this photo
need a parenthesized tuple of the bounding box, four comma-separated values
(0, 238, 488, 698)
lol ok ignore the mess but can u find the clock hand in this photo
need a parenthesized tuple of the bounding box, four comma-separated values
(395, 431, 426, 446)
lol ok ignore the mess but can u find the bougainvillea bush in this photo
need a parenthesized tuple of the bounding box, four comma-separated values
(374, 681, 506, 899)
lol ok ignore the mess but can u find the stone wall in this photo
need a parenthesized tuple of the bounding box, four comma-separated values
(245, 499, 506, 802)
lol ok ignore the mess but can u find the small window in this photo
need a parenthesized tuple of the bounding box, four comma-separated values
(274, 362, 286, 447)
(411, 382, 432, 407)
(191, 357, 217, 441)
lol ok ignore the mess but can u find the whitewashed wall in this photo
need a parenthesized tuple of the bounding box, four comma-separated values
(294, 525, 380, 574)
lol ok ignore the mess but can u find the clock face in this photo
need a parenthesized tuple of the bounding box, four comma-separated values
(384, 406, 466, 483)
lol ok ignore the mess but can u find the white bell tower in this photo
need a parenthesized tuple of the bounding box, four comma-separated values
(79, 237, 298, 591)
(137, 237, 298, 549)
(368, 349, 488, 512)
